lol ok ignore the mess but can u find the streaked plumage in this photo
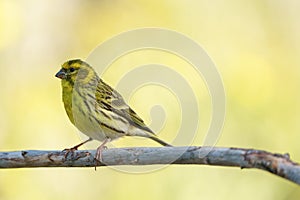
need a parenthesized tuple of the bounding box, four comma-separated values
(55, 59, 171, 161)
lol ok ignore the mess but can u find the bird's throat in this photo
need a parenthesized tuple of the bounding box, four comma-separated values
(62, 80, 75, 124)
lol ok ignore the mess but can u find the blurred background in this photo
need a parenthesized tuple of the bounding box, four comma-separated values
(1, 0, 300, 199)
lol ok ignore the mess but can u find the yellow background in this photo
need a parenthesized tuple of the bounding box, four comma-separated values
(1, 1, 300, 199)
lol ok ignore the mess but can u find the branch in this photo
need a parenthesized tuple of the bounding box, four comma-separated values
(0, 146, 299, 185)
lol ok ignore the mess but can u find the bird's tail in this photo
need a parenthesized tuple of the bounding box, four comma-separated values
(148, 135, 172, 147)
(129, 126, 172, 147)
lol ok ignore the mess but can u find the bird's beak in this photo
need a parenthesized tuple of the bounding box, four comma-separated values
(55, 69, 66, 79)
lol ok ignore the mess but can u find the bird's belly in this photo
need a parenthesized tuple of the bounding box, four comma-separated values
(73, 111, 107, 141)
(72, 104, 126, 142)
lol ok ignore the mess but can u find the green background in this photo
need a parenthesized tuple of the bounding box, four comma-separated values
(1, 1, 300, 199)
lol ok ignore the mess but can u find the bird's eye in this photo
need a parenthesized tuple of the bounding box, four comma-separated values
(69, 68, 75, 72)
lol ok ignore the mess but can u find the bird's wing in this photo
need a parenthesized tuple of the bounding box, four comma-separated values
(95, 79, 154, 134)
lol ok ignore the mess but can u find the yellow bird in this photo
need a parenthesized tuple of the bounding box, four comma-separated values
(55, 59, 171, 161)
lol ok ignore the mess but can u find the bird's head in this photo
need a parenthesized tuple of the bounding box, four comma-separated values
(55, 59, 98, 85)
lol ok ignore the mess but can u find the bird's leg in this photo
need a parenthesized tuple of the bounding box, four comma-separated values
(63, 137, 93, 158)
(95, 137, 111, 162)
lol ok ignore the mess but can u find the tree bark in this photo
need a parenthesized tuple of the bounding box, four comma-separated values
(0, 146, 299, 185)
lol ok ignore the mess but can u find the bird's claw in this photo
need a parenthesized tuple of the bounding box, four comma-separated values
(95, 145, 107, 162)
(62, 147, 78, 159)
(94, 145, 108, 170)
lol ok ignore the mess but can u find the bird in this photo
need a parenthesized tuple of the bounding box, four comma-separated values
(55, 59, 171, 161)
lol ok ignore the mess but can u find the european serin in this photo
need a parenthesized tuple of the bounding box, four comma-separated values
(55, 59, 171, 161)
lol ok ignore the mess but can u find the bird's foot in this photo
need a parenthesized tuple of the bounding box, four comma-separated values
(95, 145, 108, 162)
(94, 138, 111, 170)
(94, 145, 108, 171)
(62, 138, 93, 159)
(62, 146, 78, 159)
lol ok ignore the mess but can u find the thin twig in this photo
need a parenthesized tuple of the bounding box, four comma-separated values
(0, 146, 299, 185)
